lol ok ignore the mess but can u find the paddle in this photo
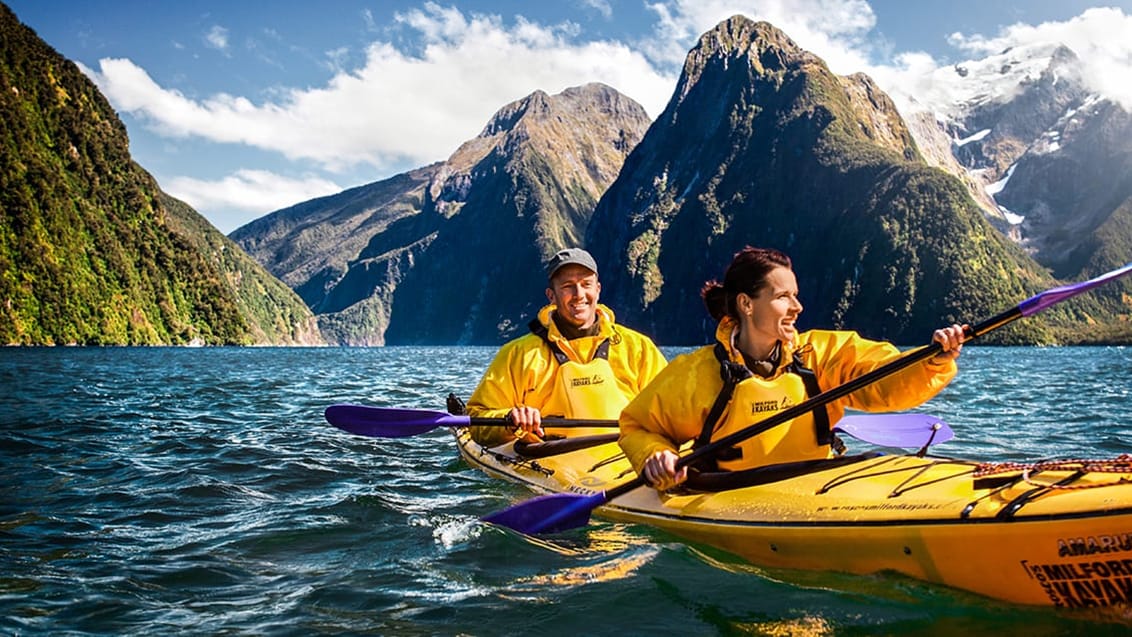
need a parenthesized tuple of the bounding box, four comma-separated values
(323, 404, 616, 438)
(482, 262, 1132, 535)
(324, 403, 952, 449)
(834, 413, 952, 450)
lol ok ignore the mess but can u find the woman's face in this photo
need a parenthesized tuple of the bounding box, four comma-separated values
(738, 266, 803, 347)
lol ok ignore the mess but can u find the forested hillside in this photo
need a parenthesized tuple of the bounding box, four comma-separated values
(0, 4, 321, 345)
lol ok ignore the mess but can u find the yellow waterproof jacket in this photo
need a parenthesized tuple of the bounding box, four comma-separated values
(618, 318, 957, 473)
(467, 304, 667, 446)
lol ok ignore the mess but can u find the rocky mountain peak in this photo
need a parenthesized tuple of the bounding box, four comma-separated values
(479, 89, 550, 137)
(939, 42, 1081, 119)
(897, 38, 1132, 284)
(478, 82, 643, 138)
(674, 16, 819, 108)
(431, 81, 650, 221)
(945, 45, 1085, 156)
(687, 16, 809, 70)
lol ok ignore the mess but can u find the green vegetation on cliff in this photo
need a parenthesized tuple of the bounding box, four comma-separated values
(0, 4, 320, 345)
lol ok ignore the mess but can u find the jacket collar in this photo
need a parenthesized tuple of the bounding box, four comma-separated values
(536, 303, 615, 344)
(715, 316, 794, 371)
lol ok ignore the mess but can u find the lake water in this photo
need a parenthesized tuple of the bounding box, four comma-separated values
(3, 345, 1132, 635)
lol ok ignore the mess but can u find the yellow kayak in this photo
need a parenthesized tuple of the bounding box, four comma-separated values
(456, 429, 1132, 608)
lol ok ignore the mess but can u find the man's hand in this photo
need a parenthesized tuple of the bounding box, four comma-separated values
(643, 449, 687, 491)
(508, 405, 544, 442)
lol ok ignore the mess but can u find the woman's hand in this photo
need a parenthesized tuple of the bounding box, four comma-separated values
(642, 449, 688, 491)
(931, 323, 967, 362)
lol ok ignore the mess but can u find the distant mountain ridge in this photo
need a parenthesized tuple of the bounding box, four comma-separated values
(235, 15, 1131, 346)
(0, 4, 321, 345)
(233, 83, 652, 345)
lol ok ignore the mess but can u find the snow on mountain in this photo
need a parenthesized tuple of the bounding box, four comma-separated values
(920, 42, 1067, 126)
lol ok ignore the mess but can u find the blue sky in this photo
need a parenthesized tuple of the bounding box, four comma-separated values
(7, 1, 1132, 234)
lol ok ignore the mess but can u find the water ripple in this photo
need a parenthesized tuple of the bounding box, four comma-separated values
(3, 346, 1131, 635)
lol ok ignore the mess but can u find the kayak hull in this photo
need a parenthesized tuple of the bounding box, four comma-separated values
(456, 429, 1132, 607)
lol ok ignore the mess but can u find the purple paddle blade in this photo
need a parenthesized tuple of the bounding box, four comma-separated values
(482, 491, 607, 534)
(324, 404, 470, 437)
(1019, 262, 1132, 317)
(833, 413, 953, 448)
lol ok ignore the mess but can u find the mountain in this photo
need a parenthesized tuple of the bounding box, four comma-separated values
(233, 15, 1130, 347)
(0, 4, 321, 346)
(910, 43, 1132, 304)
(995, 97, 1132, 279)
(231, 165, 442, 346)
(233, 83, 651, 345)
(585, 16, 1069, 346)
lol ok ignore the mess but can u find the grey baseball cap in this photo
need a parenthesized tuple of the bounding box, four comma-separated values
(546, 248, 598, 279)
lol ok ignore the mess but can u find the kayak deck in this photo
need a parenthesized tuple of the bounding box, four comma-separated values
(456, 429, 1132, 607)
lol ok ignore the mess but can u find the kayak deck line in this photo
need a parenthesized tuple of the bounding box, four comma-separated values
(973, 455, 1132, 485)
(463, 439, 556, 479)
(996, 472, 1090, 521)
(806, 455, 1085, 520)
(595, 499, 1132, 528)
(815, 454, 976, 495)
(513, 433, 621, 458)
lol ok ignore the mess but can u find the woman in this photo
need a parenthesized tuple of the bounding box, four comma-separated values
(618, 246, 965, 491)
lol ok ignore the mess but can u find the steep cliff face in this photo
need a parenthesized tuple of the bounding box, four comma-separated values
(159, 194, 322, 345)
(231, 166, 440, 345)
(994, 98, 1132, 280)
(586, 16, 1057, 345)
(234, 83, 651, 345)
(0, 4, 320, 345)
(913, 41, 1132, 309)
(386, 84, 652, 345)
(902, 107, 1005, 230)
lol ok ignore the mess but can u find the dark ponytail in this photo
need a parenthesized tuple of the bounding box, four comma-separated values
(701, 280, 727, 321)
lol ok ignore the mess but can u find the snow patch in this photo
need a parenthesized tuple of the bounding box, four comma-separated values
(985, 164, 1016, 196)
(999, 205, 1025, 225)
(955, 128, 991, 147)
(1032, 129, 1062, 155)
(918, 42, 1061, 121)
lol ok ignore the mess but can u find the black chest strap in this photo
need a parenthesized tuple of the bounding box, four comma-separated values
(789, 355, 834, 446)
(691, 343, 836, 471)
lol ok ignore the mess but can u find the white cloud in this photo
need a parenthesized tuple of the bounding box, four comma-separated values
(204, 25, 229, 53)
(580, 0, 613, 20)
(945, 7, 1132, 110)
(81, 4, 674, 178)
(163, 169, 343, 220)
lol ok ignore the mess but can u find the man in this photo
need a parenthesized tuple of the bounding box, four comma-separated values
(465, 248, 667, 446)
